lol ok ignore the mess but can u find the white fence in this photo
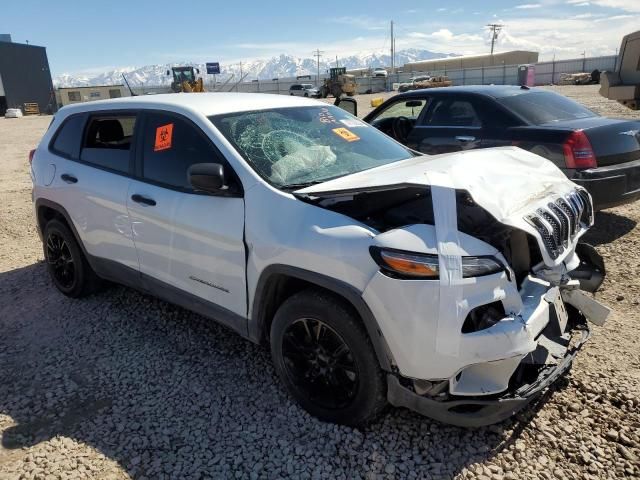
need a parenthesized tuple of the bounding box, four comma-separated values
(130, 54, 620, 96)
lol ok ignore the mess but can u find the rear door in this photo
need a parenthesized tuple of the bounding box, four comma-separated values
(126, 110, 247, 321)
(48, 111, 139, 271)
(408, 94, 483, 154)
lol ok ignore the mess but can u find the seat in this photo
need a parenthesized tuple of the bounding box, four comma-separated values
(600, 30, 640, 110)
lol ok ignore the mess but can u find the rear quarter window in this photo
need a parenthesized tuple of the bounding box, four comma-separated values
(50, 114, 86, 159)
(498, 91, 596, 125)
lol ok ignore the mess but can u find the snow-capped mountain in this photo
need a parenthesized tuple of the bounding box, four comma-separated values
(53, 49, 454, 87)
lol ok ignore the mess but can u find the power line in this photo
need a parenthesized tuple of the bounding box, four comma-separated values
(312, 49, 324, 87)
(486, 23, 504, 55)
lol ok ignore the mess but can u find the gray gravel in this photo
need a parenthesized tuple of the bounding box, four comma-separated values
(1, 85, 639, 479)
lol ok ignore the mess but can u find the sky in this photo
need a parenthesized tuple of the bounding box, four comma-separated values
(2, 0, 639, 76)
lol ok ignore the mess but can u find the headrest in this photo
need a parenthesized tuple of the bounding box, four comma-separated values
(97, 120, 124, 143)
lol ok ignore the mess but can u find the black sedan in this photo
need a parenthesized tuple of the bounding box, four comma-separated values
(362, 86, 640, 210)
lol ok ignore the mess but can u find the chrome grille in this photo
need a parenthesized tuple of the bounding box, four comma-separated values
(524, 189, 593, 260)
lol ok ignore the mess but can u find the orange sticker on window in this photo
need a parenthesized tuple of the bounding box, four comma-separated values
(154, 123, 174, 151)
(332, 127, 360, 142)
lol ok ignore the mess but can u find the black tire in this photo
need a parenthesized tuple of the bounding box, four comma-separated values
(304, 92, 309, 97)
(43, 219, 102, 298)
(270, 289, 387, 426)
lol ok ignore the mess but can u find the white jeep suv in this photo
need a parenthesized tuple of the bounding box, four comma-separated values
(31, 93, 609, 427)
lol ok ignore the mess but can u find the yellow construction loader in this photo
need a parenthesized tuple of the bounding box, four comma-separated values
(167, 66, 205, 93)
(319, 67, 357, 98)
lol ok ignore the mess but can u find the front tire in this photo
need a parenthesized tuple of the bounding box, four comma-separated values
(270, 289, 387, 426)
(43, 219, 101, 297)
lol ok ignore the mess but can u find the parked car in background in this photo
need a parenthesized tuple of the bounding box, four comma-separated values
(363, 85, 640, 210)
(397, 75, 431, 92)
(289, 83, 319, 97)
(31, 93, 608, 427)
(372, 67, 388, 78)
(4, 108, 23, 118)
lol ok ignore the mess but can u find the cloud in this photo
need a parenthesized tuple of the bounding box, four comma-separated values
(594, 13, 634, 20)
(570, 12, 598, 18)
(516, 3, 542, 8)
(590, 0, 640, 12)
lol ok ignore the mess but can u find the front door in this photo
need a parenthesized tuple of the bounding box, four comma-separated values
(126, 111, 247, 319)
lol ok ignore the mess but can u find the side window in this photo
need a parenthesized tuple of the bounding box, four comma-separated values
(79, 114, 137, 173)
(478, 101, 518, 128)
(51, 114, 85, 159)
(141, 113, 226, 191)
(372, 98, 428, 121)
(423, 99, 482, 127)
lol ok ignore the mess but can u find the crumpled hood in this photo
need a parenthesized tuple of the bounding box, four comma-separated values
(297, 147, 592, 267)
(296, 147, 577, 223)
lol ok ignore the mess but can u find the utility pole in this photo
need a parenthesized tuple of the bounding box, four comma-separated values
(486, 23, 504, 55)
(581, 50, 586, 71)
(312, 49, 324, 87)
(390, 20, 394, 74)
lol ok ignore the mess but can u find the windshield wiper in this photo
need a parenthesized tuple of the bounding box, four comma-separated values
(280, 180, 326, 191)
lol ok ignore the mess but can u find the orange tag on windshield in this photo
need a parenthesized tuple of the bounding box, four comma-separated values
(332, 127, 360, 142)
(154, 123, 174, 151)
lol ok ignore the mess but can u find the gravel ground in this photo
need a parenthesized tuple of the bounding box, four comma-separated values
(1, 85, 639, 479)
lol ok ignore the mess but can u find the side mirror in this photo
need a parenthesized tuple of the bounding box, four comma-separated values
(334, 97, 358, 116)
(166, 70, 170, 76)
(196, 68, 200, 74)
(188, 163, 226, 194)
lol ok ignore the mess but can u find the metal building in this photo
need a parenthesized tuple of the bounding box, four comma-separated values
(0, 34, 56, 115)
(55, 85, 129, 108)
(403, 51, 540, 73)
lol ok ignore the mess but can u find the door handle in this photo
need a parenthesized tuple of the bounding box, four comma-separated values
(455, 136, 476, 142)
(60, 174, 78, 184)
(131, 194, 156, 206)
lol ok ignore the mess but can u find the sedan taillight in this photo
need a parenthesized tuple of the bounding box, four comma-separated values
(563, 130, 597, 169)
(29, 149, 36, 164)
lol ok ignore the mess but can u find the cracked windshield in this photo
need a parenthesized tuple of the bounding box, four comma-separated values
(210, 106, 412, 188)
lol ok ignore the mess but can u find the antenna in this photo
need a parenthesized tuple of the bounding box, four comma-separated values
(122, 73, 137, 96)
(486, 23, 504, 55)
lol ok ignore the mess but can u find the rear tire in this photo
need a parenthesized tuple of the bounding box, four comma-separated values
(270, 289, 387, 426)
(43, 219, 102, 298)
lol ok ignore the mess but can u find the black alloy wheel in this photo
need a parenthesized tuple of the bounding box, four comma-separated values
(43, 219, 102, 297)
(270, 289, 387, 426)
(46, 231, 75, 289)
(281, 317, 358, 409)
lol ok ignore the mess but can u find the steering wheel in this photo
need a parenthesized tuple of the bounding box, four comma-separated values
(392, 116, 413, 143)
(261, 130, 314, 163)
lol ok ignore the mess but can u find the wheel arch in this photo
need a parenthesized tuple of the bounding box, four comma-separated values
(35, 199, 94, 267)
(250, 265, 394, 371)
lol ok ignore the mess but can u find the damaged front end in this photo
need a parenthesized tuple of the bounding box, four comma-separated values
(295, 148, 611, 426)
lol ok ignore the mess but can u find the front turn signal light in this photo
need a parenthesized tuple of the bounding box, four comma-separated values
(371, 247, 504, 279)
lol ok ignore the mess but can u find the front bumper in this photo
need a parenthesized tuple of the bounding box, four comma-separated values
(387, 315, 591, 427)
(571, 158, 640, 210)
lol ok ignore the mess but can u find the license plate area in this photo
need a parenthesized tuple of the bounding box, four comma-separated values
(544, 286, 569, 335)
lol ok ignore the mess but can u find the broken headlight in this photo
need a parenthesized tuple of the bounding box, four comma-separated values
(370, 247, 504, 279)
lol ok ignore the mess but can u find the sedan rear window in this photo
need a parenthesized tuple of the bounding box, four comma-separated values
(497, 91, 596, 125)
(210, 106, 413, 188)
